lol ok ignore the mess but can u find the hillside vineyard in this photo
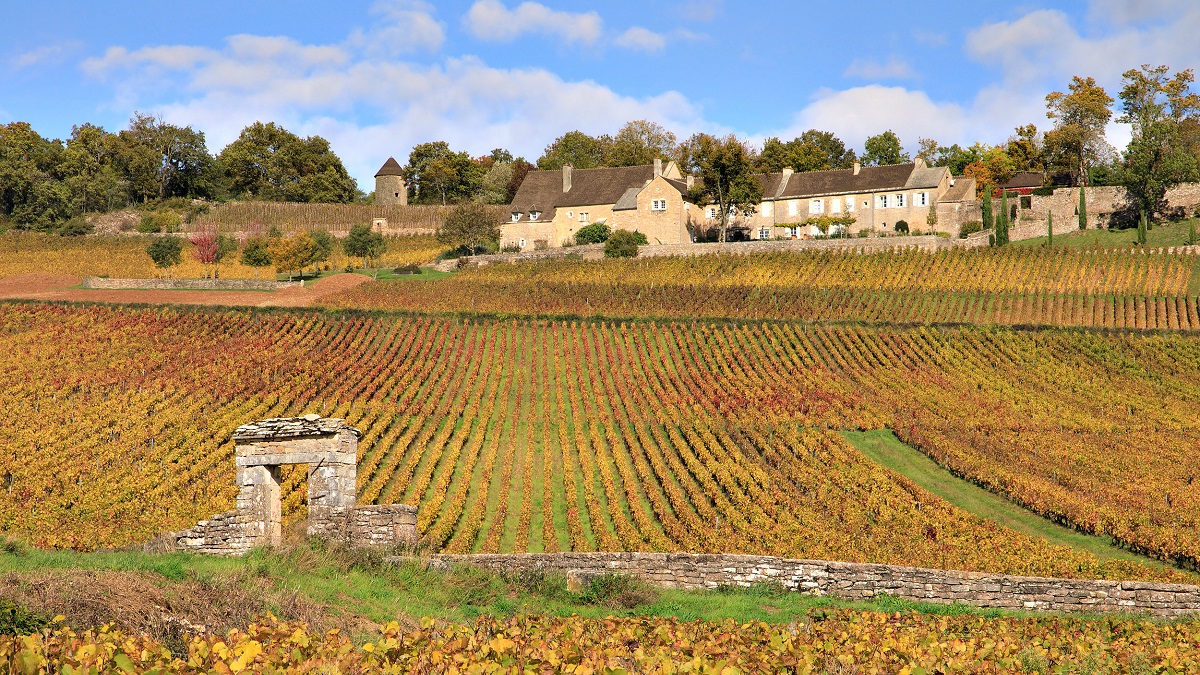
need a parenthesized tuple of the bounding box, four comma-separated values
(2, 304, 1198, 582)
(329, 248, 1200, 329)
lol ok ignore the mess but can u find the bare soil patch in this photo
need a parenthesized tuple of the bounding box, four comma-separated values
(0, 272, 371, 308)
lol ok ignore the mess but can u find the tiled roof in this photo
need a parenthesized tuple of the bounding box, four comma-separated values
(613, 187, 642, 211)
(940, 177, 977, 202)
(509, 165, 657, 218)
(1003, 171, 1044, 189)
(374, 157, 404, 178)
(778, 163, 917, 199)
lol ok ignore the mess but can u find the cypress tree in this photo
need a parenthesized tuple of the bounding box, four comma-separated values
(1047, 212, 1054, 247)
(981, 190, 994, 232)
(1078, 188, 1087, 230)
(996, 191, 1010, 246)
(1137, 210, 1148, 246)
(1188, 219, 1197, 247)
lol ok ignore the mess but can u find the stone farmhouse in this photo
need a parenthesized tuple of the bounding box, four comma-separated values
(501, 158, 979, 250)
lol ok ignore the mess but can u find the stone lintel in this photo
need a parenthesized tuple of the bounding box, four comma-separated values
(236, 452, 356, 467)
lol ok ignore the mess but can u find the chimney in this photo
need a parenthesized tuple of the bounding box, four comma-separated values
(782, 166, 794, 180)
(562, 163, 573, 193)
(653, 157, 662, 178)
(853, 161, 861, 176)
(914, 156, 927, 169)
(686, 174, 694, 190)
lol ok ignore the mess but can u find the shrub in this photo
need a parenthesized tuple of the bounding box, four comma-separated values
(57, 217, 93, 237)
(137, 211, 181, 234)
(1031, 186, 1056, 197)
(501, 243, 521, 253)
(574, 222, 612, 245)
(393, 264, 422, 275)
(894, 220, 909, 234)
(0, 598, 49, 636)
(605, 229, 642, 258)
(958, 221, 984, 238)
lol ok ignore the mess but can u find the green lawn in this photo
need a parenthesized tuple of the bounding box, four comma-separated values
(842, 430, 1172, 569)
(1013, 218, 1197, 249)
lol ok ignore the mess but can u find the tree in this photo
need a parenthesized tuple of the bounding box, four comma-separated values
(1078, 188, 1088, 230)
(537, 131, 609, 170)
(574, 222, 611, 244)
(1047, 212, 1054, 247)
(58, 123, 125, 216)
(604, 229, 642, 258)
(437, 201, 500, 255)
(927, 203, 939, 229)
(1045, 77, 1114, 186)
(1006, 124, 1045, 173)
(114, 113, 213, 201)
(190, 230, 221, 278)
(0, 122, 68, 230)
(240, 236, 273, 279)
(916, 138, 940, 164)
(476, 161, 514, 204)
(505, 159, 535, 203)
(995, 191, 1011, 246)
(146, 236, 183, 279)
(405, 141, 481, 204)
(343, 223, 386, 271)
(681, 134, 763, 243)
(1137, 210, 1148, 245)
(309, 229, 337, 273)
(755, 131, 855, 174)
(218, 122, 357, 203)
(861, 130, 911, 166)
(268, 233, 320, 281)
(1117, 65, 1200, 221)
(981, 190, 994, 232)
(606, 120, 677, 167)
(931, 143, 982, 175)
(1188, 219, 1197, 246)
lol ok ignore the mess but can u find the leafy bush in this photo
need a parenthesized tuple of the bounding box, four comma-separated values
(0, 598, 50, 636)
(500, 243, 521, 253)
(57, 217, 93, 237)
(138, 211, 182, 234)
(393, 264, 422, 275)
(574, 222, 612, 245)
(894, 220, 909, 234)
(1031, 186, 1055, 197)
(605, 229, 642, 258)
(958, 221, 984, 239)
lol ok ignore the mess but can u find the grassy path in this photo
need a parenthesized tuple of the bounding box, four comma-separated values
(841, 429, 1173, 570)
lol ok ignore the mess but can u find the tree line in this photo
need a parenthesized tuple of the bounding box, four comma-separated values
(0, 116, 359, 232)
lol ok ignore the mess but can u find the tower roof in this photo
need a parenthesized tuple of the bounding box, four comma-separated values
(375, 157, 404, 178)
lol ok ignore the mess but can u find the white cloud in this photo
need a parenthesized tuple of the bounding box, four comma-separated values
(843, 56, 916, 81)
(464, 0, 602, 45)
(349, 0, 445, 55)
(615, 27, 667, 53)
(11, 41, 83, 70)
(782, 86, 969, 152)
(677, 0, 722, 22)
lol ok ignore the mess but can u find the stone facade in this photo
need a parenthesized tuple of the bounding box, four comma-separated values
(82, 278, 301, 291)
(171, 416, 417, 555)
(1008, 183, 1200, 241)
(416, 552, 1200, 617)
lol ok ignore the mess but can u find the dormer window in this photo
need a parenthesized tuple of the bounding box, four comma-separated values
(530, 210, 541, 221)
(511, 212, 521, 222)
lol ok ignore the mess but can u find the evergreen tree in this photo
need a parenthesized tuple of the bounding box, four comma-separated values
(1188, 220, 1197, 247)
(981, 190, 994, 231)
(1048, 212, 1054, 247)
(1078, 187, 1087, 230)
(1136, 211, 1148, 246)
(996, 191, 1010, 246)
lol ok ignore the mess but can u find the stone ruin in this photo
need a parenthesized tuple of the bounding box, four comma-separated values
(172, 415, 417, 555)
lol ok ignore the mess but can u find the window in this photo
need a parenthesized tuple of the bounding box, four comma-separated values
(567, 211, 574, 219)
(784, 226, 798, 238)
(788, 200, 798, 216)
(519, 238, 526, 249)
(762, 202, 773, 217)
(706, 207, 716, 219)
(830, 198, 842, 214)
(511, 212, 521, 222)
(530, 210, 540, 221)
(579, 212, 589, 222)
(846, 197, 855, 212)
(651, 199, 667, 211)
(809, 199, 824, 214)
(759, 227, 772, 240)
(915, 192, 928, 207)
(877, 195, 889, 209)
(895, 193, 906, 208)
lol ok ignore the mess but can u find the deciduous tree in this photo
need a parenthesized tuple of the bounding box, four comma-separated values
(1045, 77, 1114, 186)
(681, 133, 763, 243)
(537, 131, 609, 170)
(1117, 65, 1200, 220)
(218, 122, 357, 203)
(145, 236, 183, 279)
(437, 201, 500, 255)
(343, 223, 386, 271)
(861, 131, 911, 166)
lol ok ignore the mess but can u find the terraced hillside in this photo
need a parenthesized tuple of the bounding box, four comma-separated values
(326, 248, 1200, 329)
(1, 303, 1197, 583)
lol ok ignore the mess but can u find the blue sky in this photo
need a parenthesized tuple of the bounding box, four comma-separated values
(3, 0, 1199, 188)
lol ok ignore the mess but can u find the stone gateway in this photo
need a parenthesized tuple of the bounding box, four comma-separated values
(172, 416, 416, 555)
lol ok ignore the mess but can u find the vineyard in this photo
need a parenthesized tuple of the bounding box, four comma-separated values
(7, 613, 1200, 674)
(0, 233, 444, 280)
(325, 247, 1200, 329)
(194, 202, 505, 233)
(2, 304, 1198, 583)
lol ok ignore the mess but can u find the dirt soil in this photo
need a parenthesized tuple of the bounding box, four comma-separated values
(0, 272, 371, 308)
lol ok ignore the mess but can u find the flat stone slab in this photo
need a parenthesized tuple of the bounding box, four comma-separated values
(233, 416, 360, 442)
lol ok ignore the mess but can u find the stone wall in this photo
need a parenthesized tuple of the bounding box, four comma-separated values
(170, 416, 417, 555)
(415, 552, 1200, 617)
(82, 277, 301, 291)
(1011, 183, 1200, 240)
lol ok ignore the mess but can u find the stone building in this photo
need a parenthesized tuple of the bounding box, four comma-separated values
(374, 157, 408, 206)
(501, 158, 980, 251)
(171, 416, 416, 555)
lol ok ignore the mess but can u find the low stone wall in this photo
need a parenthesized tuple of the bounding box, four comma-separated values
(82, 277, 300, 291)
(172, 510, 259, 556)
(307, 505, 418, 547)
(414, 552, 1200, 617)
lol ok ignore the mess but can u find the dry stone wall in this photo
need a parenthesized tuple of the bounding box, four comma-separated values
(82, 277, 300, 291)
(417, 552, 1200, 617)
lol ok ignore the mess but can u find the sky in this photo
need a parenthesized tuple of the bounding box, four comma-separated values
(3, 0, 1200, 189)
